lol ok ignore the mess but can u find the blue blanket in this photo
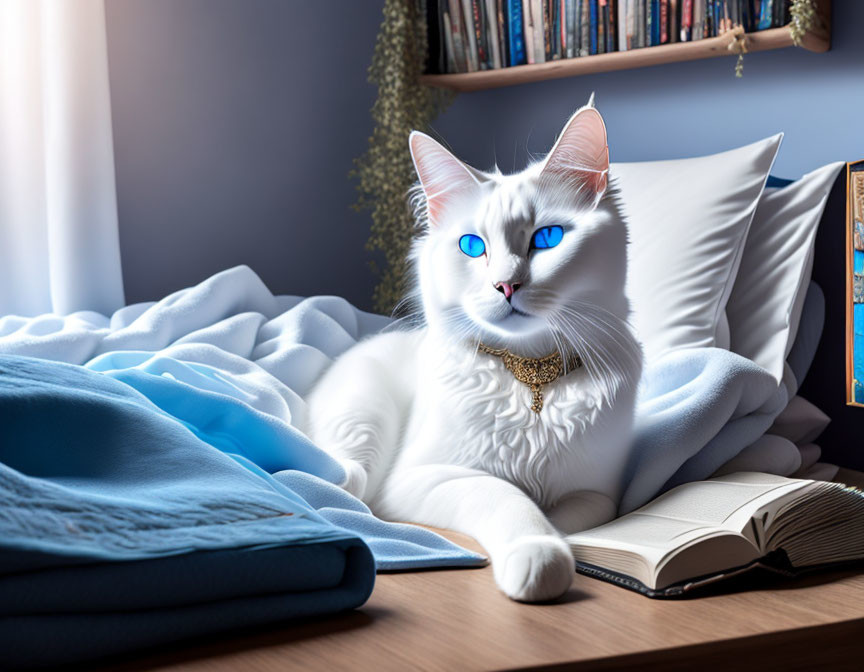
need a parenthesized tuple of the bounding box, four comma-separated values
(0, 266, 826, 665)
(0, 355, 480, 667)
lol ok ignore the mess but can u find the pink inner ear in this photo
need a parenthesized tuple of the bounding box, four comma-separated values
(409, 132, 478, 226)
(542, 108, 609, 195)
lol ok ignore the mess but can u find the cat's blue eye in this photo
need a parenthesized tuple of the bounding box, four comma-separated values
(459, 234, 486, 258)
(531, 225, 564, 250)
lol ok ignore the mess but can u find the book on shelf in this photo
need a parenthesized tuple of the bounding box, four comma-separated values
(424, 0, 798, 75)
(566, 472, 864, 598)
(508, 0, 528, 65)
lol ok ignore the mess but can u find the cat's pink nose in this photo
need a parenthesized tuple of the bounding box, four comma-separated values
(494, 281, 521, 301)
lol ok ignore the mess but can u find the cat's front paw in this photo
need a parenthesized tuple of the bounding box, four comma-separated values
(337, 458, 368, 500)
(494, 535, 575, 602)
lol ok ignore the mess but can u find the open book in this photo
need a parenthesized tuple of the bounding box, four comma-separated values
(566, 472, 864, 597)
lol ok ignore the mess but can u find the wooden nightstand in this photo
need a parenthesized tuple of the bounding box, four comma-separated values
(100, 469, 864, 672)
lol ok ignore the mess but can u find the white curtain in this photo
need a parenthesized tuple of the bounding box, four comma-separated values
(0, 0, 124, 317)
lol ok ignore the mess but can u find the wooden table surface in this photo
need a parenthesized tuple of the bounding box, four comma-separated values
(103, 469, 864, 672)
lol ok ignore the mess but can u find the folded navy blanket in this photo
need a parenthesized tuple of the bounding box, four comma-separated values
(0, 356, 378, 667)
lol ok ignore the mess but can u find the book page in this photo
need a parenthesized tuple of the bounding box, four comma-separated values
(636, 473, 811, 529)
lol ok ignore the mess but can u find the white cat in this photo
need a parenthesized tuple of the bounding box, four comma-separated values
(308, 101, 642, 602)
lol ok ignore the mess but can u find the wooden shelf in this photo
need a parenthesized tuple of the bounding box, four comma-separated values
(420, 2, 831, 92)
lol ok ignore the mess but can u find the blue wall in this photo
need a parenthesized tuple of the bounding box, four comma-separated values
(105, 1, 863, 465)
(434, 2, 864, 179)
(106, 2, 863, 312)
(105, 0, 383, 309)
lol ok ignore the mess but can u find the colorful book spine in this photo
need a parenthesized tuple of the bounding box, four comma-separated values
(692, 0, 704, 40)
(580, 0, 590, 54)
(625, 0, 636, 48)
(660, 0, 668, 42)
(589, 0, 598, 54)
(507, 0, 528, 64)
(497, 0, 510, 67)
(598, 0, 606, 54)
(471, 0, 489, 68)
(442, 9, 457, 72)
(449, 0, 469, 71)
(459, 0, 479, 70)
(646, 0, 653, 46)
(670, 0, 678, 42)
(522, 0, 535, 63)
(530, 0, 545, 62)
(618, 0, 628, 51)
(606, 0, 615, 52)
(543, 0, 552, 61)
(484, 0, 502, 68)
(558, 0, 573, 58)
(680, 0, 692, 40)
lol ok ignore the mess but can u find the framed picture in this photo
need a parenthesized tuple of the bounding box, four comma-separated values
(846, 159, 864, 406)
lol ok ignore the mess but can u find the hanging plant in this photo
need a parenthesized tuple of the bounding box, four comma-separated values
(352, 0, 453, 314)
(733, 0, 820, 77)
(789, 0, 819, 46)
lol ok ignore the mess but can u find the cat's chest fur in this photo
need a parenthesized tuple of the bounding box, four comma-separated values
(403, 336, 618, 509)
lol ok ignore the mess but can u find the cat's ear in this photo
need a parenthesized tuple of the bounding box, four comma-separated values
(409, 131, 480, 227)
(541, 106, 609, 197)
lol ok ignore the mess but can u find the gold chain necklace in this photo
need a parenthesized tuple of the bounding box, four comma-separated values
(476, 343, 583, 414)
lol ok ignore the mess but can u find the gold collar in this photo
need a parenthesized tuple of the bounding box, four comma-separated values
(476, 343, 582, 414)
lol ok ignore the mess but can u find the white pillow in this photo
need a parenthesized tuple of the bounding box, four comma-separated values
(612, 134, 782, 361)
(726, 161, 844, 381)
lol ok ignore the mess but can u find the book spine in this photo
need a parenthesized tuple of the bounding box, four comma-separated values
(449, 0, 468, 71)
(618, 0, 628, 50)
(442, 8, 458, 72)
(625, 0, 635, 48)
(549, 0, 561, 61)
(580, 0, 590, 54)
(507, 0, 527, 64)
(521, 0, 535, 63)
(529, 0, 544, 62)
(565, 0, 576, 57)
(607, 0, 616, 52)
(589, 0, 598, 54)
(660, 0, 668, 42)
(692, 0, 703, 40)
(558, 0, 573, 58)
(543, 0, 552, 61)
(472, 0, 489, 68)
(646, 0, 653, 45)
(598, 0, 606, 54)
(497, 0, 510, 67)
(459, 0, 479, 70)
(484, 0, 503, 67)
(667, 0, 681, 44)
(680, 0, 691, 39)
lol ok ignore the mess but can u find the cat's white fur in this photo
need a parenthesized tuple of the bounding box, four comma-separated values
(308, 102, 642, 602)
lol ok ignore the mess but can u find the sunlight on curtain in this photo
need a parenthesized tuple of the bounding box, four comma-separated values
(0, 0, 124, 317)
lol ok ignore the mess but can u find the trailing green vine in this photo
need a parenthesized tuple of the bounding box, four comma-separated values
(352, 0, 453, 314)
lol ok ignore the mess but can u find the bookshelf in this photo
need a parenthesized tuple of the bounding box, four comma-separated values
(420, 1, 831, 92)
